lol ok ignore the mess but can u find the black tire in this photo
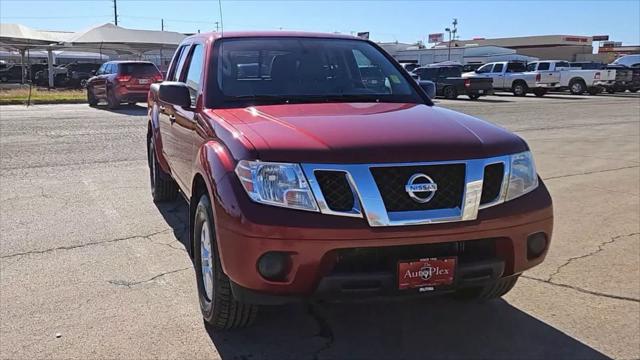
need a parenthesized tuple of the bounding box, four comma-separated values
(106, 88, 120, 109)
(452, 275, 519, 302)
(606, 88, 615, 94)
(468, 94, 481, 100)
(87, 87, 98, 107)
(511, 82, 528, 97)
(148, 139, 178, 202)
(128, 102, 137, 106)
(443, 86, 458, 99)
(569, 79, 586, 95)
(0, 76, 8, 83)
(194, 194, 258, 330)
(630, 88, 639, 93)
(533, 88, 547, 97)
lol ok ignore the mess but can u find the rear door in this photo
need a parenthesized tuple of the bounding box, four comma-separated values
(490, 63, 505, 88)
(534, 62, 560, 85)
(158, 45, 189, 175)
(169, 43, 205, 193)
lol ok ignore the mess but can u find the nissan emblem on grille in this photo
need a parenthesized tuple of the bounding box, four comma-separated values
(405, 173, 438, 203)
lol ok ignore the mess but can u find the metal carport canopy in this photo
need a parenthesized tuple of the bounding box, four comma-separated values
(0, 23, 70, 86)
(62, 23, 186, 55)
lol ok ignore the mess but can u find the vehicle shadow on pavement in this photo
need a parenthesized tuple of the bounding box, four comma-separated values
(93, 104, 148, 116)
(153, 199, 610, 360)
(208, 299, 611, 360)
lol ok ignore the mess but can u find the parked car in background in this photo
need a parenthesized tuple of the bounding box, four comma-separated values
(611, 55, 640, 92)
(462, 63, 482, 73)
(525, 60, 616, 95)
(400, 62, 419, 73)
(463, 61, 554, 97)
(147, 31, 553, 330)
(34, 65, 68, 86)
(570, 62, 633, 93)
(611, 54, 640, 68)
(0, 64, 25, 83)
(86, 61, 162, 108)
(64, 63, 102, 88)
(413, 64, 493, 100)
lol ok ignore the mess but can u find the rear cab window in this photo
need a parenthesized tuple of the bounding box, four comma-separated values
(492, 64, 504, 73)
(476, 64, 493, 73)
(506, 62, 526, 73)
(120, 63, 161, 77)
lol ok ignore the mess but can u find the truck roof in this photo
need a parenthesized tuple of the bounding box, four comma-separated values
(182, 30, 362, 43)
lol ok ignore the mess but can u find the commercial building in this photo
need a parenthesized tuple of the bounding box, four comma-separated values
(379, 42, 537, 67)
(439, 35, 595, 61)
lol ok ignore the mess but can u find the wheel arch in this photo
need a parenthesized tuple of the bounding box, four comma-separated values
(512, 79, 528, 88)
(189, 140, 236, 261)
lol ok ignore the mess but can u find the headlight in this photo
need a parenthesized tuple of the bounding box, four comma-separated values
(235, 160, 319, 212)
(505, 151, 539, 201)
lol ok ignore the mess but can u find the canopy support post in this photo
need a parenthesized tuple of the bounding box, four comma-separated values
(19, 49, 26, 84)
(47, 48, 55, 88)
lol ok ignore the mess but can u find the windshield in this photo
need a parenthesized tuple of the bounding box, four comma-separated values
(210, 37, 424, 108)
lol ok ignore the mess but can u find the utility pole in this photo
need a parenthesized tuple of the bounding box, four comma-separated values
(445, 18, 458, 61)
(214, 21, 220, 32)
(160, 19, 164, 72)
(113, 0, 118, 26)
(161, 19, 164, 31)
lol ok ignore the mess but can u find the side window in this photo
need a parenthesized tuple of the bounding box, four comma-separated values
(537, 62, 550, 71)
(183, 44, 205, 105)
(476, 64, 493, 73)
(526, 63, 537, 72)
(96, 64, 106, 75)
(168, 45, 187, 81)
(492, 63, 504, 73)
(556, 61, 570, 68)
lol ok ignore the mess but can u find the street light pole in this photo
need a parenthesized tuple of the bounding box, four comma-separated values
(445, 27, 451, 61)
(113, 0, 118, 26)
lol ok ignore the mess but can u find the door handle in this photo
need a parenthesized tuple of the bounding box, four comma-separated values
(169, 114, 176, 123)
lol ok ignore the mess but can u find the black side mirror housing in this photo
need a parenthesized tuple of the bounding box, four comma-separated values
(158, 82, 191, 108)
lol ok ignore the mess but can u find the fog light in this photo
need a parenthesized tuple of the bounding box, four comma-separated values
(257, 252, 290, 281)
(527, 232, 548, 259)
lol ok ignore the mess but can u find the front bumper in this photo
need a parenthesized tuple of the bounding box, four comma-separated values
(213, 173, 553, 303)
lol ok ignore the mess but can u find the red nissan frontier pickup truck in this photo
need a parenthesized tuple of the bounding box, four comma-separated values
(147, 31, 553, 329)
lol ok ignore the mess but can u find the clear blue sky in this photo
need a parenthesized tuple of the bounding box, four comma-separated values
(1, 0, 639, 46)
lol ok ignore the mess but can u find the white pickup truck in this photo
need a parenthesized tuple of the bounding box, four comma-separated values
(462, 61, 556, 97)
(525, 60, 616, 95)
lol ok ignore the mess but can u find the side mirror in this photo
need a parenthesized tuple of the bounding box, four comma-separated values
(418, 80, 436, 99)
(158, 82, 191, 108)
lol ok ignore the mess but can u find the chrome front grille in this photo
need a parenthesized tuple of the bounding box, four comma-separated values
(301, 155, 510, 227)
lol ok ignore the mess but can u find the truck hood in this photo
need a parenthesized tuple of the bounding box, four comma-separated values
(218, 102, 527, 163)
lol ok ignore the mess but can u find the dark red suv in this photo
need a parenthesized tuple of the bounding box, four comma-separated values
(147, 32, 553, 330)
(86, 61, 162, 108)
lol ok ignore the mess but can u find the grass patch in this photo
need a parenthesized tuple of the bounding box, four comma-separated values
(0, 87, 86, 105)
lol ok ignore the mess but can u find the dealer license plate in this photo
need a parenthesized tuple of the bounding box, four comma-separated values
(138, 79, 150, 84)
(398, 257, 456, 290)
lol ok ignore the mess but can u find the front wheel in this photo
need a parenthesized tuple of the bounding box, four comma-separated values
(443, 86, 458, 99)
(87, 87, 98, 107)
(194, 194, 258, 330)
(148, 139, 178, 202)
(106, 88, 120, 109)
(512, 82, 528, 97)
(569, 80, 586, 95)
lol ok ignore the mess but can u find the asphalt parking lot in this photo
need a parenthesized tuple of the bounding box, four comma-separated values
(1, 93, 638, 360)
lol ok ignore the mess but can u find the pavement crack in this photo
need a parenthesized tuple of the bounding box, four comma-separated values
(157, 241, 186, 252)
(547, 232, 640, 282)
(0, 229, 172, 260)
(307, 303, 334, 360)
(521, 275, 640, 303)
(543, 165, 639, 181)
(107, 267, 190, 288)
